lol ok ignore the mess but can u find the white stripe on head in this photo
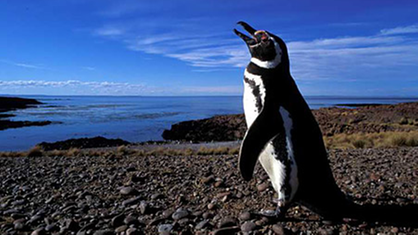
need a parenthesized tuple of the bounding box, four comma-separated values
(250, 36, 282, 69)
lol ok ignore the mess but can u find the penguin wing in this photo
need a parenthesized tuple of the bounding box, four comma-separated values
(239, 107, 282, 181)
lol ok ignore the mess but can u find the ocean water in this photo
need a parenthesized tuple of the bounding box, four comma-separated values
(1, 95, 418, 151)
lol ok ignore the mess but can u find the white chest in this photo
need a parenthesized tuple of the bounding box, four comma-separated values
(243, 69, 266, 127)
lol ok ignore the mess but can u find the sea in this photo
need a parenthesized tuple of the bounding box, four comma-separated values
(1, 95, 418, 151)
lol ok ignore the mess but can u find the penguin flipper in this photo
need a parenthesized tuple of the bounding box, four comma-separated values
(239, 109, 281, 181)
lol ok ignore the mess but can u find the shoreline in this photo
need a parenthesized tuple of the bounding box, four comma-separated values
(1, 97, 418, 152)
(0, 96, 54, 131)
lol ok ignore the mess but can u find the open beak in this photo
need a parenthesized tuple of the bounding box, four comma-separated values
(234, 21, 257, 45)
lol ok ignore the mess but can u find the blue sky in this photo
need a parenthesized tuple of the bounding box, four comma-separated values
(0, 0, 417, 96)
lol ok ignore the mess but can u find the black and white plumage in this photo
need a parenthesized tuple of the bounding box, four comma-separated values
(234, 22, 418, 223)
(234, 21, 359, 219)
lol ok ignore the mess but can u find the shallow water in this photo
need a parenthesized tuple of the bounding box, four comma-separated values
(1, 95, 417, 151)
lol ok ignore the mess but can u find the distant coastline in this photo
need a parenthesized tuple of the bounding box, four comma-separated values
(0, 96, 53, 131)
(1, 95, 418, 151)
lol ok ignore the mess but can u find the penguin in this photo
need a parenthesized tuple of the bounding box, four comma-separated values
(233, 21, 418, 224)
(234, 21, 359, 219)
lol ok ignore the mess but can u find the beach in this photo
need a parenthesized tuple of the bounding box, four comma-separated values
(1, 98, 418, 234)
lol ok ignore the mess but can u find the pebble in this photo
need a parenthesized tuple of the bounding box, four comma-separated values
(62, 218, 79, 231)
(14, 222, 24, 230)
(319, 228, 334, 235)
(124, 215, 138, 225)
(93, 229, 114, 235)
(212, 226, 240, 235)
(218, 217, 237, 228)
(120, 187, 139, 195)
(272, 224, 284, 235)
(28, 215, 43, 224)
(151, 193, 163, 200)
(122, 196, 141, 207)
(126, 227, 141, 235)
(195, 219, 210, 230)
(202, 212, 213, 219)
(139, 201, 148, 214)
(111, 214, 125, 227)
(207, 203, 216, 210)
(202, 175, 215, 184)
(391, 227, 399, 233)
(31, 227, 46, 235)
(115, 225, 128, 233)
(241, 221, 256, 232)
(172, 208, 189, 220)
(161, 209, 175, 219)
(158, 224, 173, 233)
(239, 212, 251, 221)
(257, 182, 269, 192)
(45, 223, 59, 232)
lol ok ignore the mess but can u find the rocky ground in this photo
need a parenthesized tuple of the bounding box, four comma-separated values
(0, 97, 54, 131)
(162, 102, 418, 142)
(1, 146, 417, 235)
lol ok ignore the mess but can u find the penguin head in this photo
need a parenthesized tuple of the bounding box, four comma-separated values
(234, 21, 288, 69)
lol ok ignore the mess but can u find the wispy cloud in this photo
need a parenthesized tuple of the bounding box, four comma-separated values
(380, 24, 418, 35)
(94, 26, 125, 36)
(0, 60, 48, 70)
(0, 80, 149, 95)
(81, 66, 96, 71)
(0, 79, 242, 95)
(92, 20, 418, 82)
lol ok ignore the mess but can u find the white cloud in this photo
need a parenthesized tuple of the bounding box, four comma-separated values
(92, 21, 418, 82)
(380, 24, 418, 35)
(0, 80, 146, 92)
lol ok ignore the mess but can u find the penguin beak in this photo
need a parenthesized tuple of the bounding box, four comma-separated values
(234, 21, 257, 46)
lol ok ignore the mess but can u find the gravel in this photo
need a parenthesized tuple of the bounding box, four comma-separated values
(1, 146, 417, 234)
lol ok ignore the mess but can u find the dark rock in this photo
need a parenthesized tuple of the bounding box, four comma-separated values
(14, 222, 24, 230)
(161, 209, 175, 219)
(158, 224, 173, 233)
(218, 217, 237, 228)
(124, 215, 138, 225)
(272, 224, 285, 235)
(120, 187, 139, 196)
(31, 227, 46, 235)
(139, 201, 148, 215)
(126, 227, 141, 235)
(151, 193, 164, 200)
(257, 182, 269, 192)
(172, 208, 189, 220)
(111, 214, 125, 227)
(241, 221, 256, 232)
(122, 196, 141, 207)
(45, 223, 59, 232)
(195, 220, 210, 230)
(115, 225, 128, 233)
(62, 219, 79, 231)
(239, 212, 251, 221)
(93, 229, 114, 235)
(212, 226, 240, 235)
(28, 215, 43, 224)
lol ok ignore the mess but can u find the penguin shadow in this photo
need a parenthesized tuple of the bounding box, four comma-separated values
(347, 200, 418, 228)
(269, 201, 418, 228)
